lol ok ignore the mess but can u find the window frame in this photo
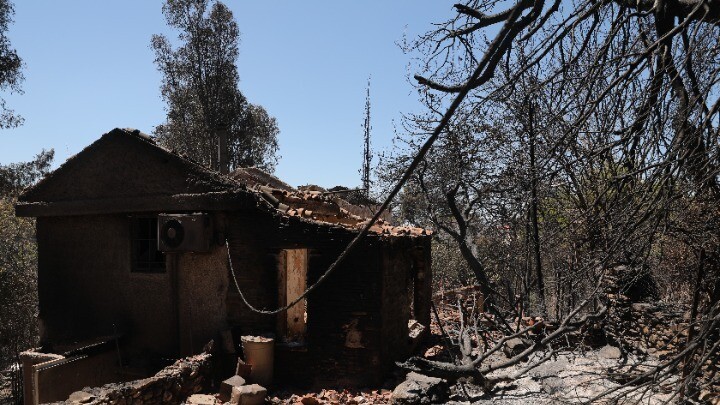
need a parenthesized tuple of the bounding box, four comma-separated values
(130, 215, 166, 274)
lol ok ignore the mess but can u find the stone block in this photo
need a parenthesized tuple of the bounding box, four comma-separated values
(219, 375, 246, 402)
(503, 338, 530, 357)
(230, 384, 267, 405)
(300, 396, 321, 405)
(235, 358, 252, 379)
(186, 393, 216, 405)
(598, 345, 621, 359)
(391, 372, 448, 404)
(68, 391, 95, 403)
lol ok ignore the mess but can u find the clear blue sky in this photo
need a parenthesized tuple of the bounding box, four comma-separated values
(0, 1, 452, 188)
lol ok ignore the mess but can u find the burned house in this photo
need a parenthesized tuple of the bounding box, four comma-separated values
(14, 128, 432, 403)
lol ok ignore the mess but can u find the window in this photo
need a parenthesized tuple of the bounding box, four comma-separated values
(131, 217, 165, 273)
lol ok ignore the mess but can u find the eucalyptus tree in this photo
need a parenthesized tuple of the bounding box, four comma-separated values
(0, 0, 23, 129)
(152, 0, 279, 172)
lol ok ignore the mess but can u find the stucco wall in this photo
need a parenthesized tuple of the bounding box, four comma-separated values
(37, 215, 175, 356)
(34, 210, 432, 388)
(176, 244, 229, 356)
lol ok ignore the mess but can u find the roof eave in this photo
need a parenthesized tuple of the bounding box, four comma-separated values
(14, 191, 256, 217)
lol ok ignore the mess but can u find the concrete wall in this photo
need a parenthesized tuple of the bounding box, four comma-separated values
(21, 129, 230, 205)
(222, 211, 435, 387)
(224, 211, 395, 386)
(20, 349, 131, 405)
(34, 351, 120, 404)
(304, 240, 384, 387)
(225, 212, 280, 335)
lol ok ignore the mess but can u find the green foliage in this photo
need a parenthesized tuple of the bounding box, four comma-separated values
(0, 149, 53, 196)
(151, 0, 279, 172)
(0, 197, 37, 367)
(0, 150, 52, 367)
(0, 0, 23, 129)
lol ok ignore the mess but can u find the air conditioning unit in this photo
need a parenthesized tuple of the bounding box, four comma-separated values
(158, 213, 212, 252)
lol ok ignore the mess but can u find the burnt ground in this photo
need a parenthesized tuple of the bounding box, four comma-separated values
(260, 302, 454, 404)
(261, 297, 686, 404)
(5, 298, 705, 404)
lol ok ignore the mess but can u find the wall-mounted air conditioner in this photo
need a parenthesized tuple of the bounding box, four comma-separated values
(158, 213, 212, 252)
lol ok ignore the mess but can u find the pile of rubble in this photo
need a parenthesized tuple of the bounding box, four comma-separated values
(267, 388, 393, 404)
(61, 353, 211, 404)
(185, 375, 267, 405)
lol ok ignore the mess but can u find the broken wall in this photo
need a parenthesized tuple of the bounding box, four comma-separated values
(20, 349, 125, 405)
(380, 238, 432, 375)
(225, 212, 401, 386)
(54, 353, 212, 405)
(225, 211, 280, 335)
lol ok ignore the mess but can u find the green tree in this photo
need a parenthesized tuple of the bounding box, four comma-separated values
(151, 0, 279, 172)
(0, 149, 53, 196)
(0, 0, 23, 129)
(0, 150, 53, 367)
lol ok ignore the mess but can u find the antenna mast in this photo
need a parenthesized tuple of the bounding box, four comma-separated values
(361, 76, 372, 199)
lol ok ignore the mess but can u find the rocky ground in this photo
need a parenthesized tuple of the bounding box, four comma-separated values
(219, 298, 693, 404)
(6, 295, 713, 404)
(445, 347, 679, 404)
(213, 346, 681, 404)
(265, 388, 393, 404)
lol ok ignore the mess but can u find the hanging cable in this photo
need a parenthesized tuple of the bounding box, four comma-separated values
(227, 30, 495, 315)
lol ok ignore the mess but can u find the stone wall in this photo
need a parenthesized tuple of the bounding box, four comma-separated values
(603, 268, 719, 395)
(605, 295, 691, 358)
(54, 353, 211, 405)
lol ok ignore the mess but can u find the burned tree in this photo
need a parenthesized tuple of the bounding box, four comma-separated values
(376, 0, 720, 401)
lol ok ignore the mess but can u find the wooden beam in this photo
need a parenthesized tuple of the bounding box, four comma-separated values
(14, 191, 256, 217)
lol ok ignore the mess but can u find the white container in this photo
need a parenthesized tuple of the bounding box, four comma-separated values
(240, 336, 274, 386)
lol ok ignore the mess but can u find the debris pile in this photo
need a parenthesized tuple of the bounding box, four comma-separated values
(61, 353, 211, 404)
(267, 388, 393, 404)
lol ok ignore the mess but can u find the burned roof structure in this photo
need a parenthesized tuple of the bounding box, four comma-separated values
(15, 128, 432, 404)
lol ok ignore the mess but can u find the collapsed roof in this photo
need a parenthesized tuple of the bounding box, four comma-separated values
(16, 128, 431, 238)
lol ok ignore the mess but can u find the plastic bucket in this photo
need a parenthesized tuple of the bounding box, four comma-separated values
(240, 336, 274, 386)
